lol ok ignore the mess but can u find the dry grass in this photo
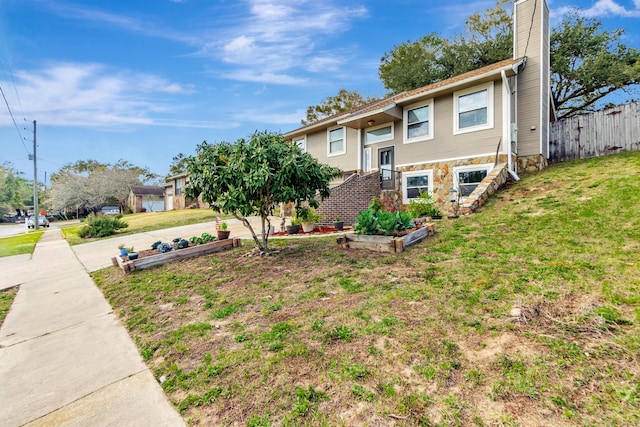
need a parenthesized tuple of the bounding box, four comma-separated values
(92, 152, 640, 426)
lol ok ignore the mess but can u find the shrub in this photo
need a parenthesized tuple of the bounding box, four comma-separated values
(77, 213, 128, 238)
(296, 207, 321, 223)
(406, 191, 442, 218)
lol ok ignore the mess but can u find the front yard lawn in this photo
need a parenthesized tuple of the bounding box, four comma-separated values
(63, 209, 222, 245)
(92, 152, 640, 426)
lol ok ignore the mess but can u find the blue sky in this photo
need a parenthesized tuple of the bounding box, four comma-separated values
(1, 0, 639, 182)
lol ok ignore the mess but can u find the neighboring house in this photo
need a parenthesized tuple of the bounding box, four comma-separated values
(164, 172, 210, 211)
(128, 185, 165, 213)
(285, 0, 551, 215)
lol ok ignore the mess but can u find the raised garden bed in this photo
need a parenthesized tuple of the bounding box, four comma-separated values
(272, 225, 352, 236)
(111, 238, 241, 273)
(336, 223, 435, 253)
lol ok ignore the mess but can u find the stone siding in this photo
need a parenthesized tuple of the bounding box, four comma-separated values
(398, 155, 508, 215)
(460, 164, 512, 214)
(517, 154, 548, 172)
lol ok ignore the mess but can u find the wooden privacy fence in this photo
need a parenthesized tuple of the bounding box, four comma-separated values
(549, 102, 640, 163)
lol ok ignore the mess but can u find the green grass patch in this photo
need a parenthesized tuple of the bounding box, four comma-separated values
(62, 209, 226, 245)
(92, 151, 640, 426)
(0, 286, 19, 327)
(0, 231, 43, 257)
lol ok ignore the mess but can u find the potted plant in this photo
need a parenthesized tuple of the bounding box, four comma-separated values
(217, 221, 231, 240)
(297, 207, 320, 233)
(333, 214, 344, 231)
(286, 217, 300, 234)
(118, 243, 128, 256)
(126, 246, 138, 260)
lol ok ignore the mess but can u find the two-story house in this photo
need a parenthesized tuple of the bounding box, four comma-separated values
(284, 0, 551, 216)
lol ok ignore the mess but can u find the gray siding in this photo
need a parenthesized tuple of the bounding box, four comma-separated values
(306, 127, 359, 172)
(514, 0, 549, 157)
(394, 80, 503, 167)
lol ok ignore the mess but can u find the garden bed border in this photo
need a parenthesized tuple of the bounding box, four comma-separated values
(336, 223, 435, 253)
(111, 238, 241, 273)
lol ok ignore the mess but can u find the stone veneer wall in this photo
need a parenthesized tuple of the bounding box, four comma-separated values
(317, 171, 381, 226)
(459, 164, 511, 214)
(517, 154, 548, 172)
(397, 153, 547, 215)
(398, 155, 507, 215)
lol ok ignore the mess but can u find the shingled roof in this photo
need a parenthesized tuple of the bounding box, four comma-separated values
(285, 57, 525, 137)
(129, 185, 165, 196)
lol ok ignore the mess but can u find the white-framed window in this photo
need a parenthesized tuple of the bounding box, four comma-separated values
(363, 147, 372, 172)
(327, 126, 346, 156)
(402, 169, 433, 204)
(454, 82, 494, 134)
(365, 122, 394, 145)
(175, 177, 185, 195)
(453, 163, 492, 197)
(403, 99, 434, 144)
(294, 136, 306, 152)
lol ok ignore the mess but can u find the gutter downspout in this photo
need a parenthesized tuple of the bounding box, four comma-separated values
(502, 69, 520, 181)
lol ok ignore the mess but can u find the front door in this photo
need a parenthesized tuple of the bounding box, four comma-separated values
(379, 147, 395, 190)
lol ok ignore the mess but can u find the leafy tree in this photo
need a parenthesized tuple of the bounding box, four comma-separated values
(49, 159, 158, 214)
(167, 152, 189, 178)
(551, 15, 640, 118)
(379, 0, 512, 93)
(302, 89, 379, 125)
(0, 162, 31, 218)
(185, 131, 342, 253)
(378, 0, 640, 117)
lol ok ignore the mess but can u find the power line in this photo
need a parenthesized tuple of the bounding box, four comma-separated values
(523, 0, 538, 59)
(0, 84, 28, 154)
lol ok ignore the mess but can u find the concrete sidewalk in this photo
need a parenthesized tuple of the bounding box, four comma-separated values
(0, 228, 185, 426)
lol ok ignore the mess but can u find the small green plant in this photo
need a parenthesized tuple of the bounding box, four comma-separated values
(345, 363, 369, 379)
(352, 384, 376, 401)
(407, 190, 442, 218)
(220, 221, 228, 231)
(201, 232, 215, 242)
(334, 214, 341, 222)
(296, 207, 321, 223)
(118, 243, 125, 250)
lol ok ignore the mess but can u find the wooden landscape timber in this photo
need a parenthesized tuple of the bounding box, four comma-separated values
(336, 223, 435, 253)
(112, 238, 241, 273)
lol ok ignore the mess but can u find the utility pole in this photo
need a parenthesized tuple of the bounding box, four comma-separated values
(32, 120, 38, 230)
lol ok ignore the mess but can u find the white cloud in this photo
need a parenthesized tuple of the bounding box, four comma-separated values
(43, 1, 198, 44)
(2, 63, 192, 128)
(39, 1, 369, 87)
(205, 0, 368, 84)
(222, 69, 307, 85)
(555, 0, 640, 18)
